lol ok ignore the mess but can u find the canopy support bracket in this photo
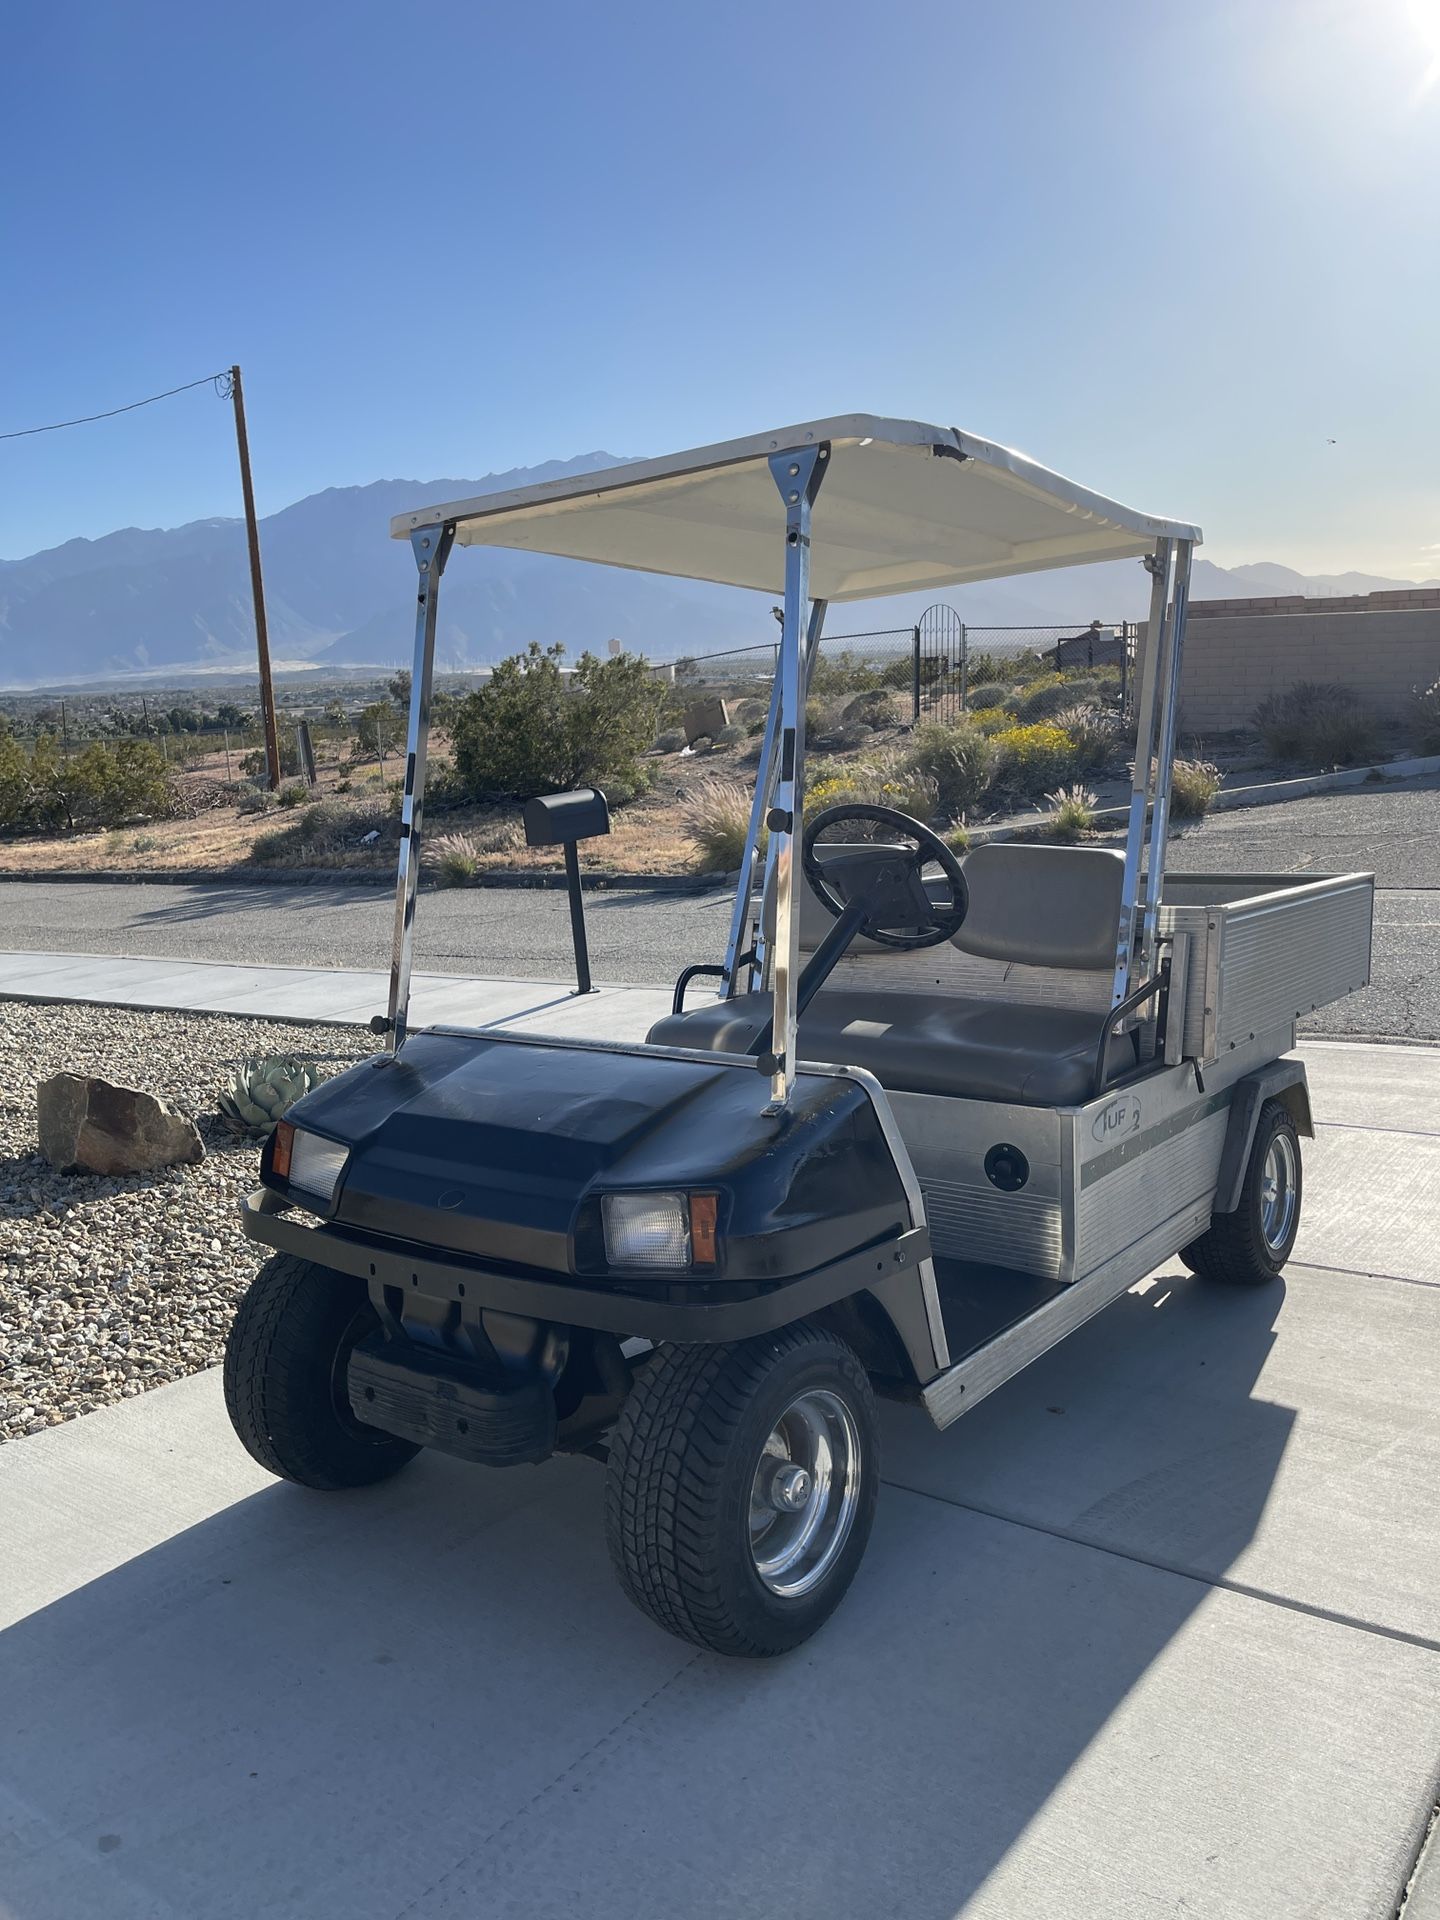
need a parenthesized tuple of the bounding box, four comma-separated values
(761, 443, 829, 1111)
(721, 596, 828, 1000)
(384, 520, 455, 1050)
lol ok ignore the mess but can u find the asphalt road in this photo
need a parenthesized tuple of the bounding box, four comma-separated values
(2, 778, 1436, 1040)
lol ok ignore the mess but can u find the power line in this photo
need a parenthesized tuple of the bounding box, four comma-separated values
(0, 370, 232, 442)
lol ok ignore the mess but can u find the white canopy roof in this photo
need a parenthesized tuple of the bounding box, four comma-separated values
(391, 415, 1200, 603)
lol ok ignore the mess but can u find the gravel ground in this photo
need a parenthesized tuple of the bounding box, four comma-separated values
(0, 1003, 377, 1443)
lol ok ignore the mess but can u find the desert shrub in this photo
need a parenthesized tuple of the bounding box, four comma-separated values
(0, 734, 175, 834)
(968, 706, 1014, 737)
(1013, 674, 1104, 723)
(714, 724, 745, 748)
(991, 723, 1079, 801)
(334, 777, 352, 794)
(809, 650, 884, 697)
(1409, 679, 1440, 754)
(842, 688, 904, 729)
(234, 784, 275, 815)
(422, 762, 472, 810)
(1255, 682, 1381, 766)
(426, 832, 481, 886)
(900, 722, 996, 821)
(804, 697, 849, 746)
(469, 817, 524, 854)
(278, 781, 309, 809)
(1054, 704, 1123, 772)
(944, 823, 971, 853)
(1008, 651, 1060, 684)
(240, 736, 302, 780)
(0, 731, 28, 830)
(653, 728, 688, 754)
(251, 795, 395, 865)
(356, 701, 404, 764)
(804, 763, 937, 823)
(248, 827, 294, 865)
(451, 642, 663, 801)
(1170, 758, 1222, 819)
(965, 681, 1014, 712)
(1045, 784, 1098, 841)
(685, 779, 758, 873)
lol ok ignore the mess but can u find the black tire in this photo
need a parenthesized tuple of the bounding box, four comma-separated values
(604, 1320, 879, 1657)
(1181, 1099, 1302, 1287)
(223, 1252, 420, 1489)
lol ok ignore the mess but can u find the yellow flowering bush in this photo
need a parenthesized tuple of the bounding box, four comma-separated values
(991, 723, 1079, 801)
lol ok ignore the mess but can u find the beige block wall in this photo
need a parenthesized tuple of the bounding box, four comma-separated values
(1143, 609, 1440, 734)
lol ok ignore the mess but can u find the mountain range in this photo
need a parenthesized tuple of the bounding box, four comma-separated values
(2, 454, 1434, 690)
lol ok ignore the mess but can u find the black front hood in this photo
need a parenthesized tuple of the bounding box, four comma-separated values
(270, 1031, 910, 1284)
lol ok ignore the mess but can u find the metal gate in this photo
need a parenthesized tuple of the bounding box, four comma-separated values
(916, 603, 966, 725)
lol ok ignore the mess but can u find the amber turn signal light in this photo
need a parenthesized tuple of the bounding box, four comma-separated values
(271, 1119, 294, 1180)
(688, 1191, 718, 1266)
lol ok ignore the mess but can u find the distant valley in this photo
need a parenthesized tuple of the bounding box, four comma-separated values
(2, 453, 1433, 691)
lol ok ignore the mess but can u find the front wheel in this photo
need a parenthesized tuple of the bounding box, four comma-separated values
(1182, 1099, 1303, 1287)
(223, 1252, 420, 1489)
(604, 1321, 879, 1657)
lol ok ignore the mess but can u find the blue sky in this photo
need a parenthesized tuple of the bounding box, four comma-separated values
(3, 0, 1437, 575)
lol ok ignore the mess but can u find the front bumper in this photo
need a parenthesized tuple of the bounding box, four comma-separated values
(240, 1187, 930, 1345)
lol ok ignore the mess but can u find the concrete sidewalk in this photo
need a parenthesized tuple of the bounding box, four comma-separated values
(3, 970, 1440, 1916)
(0, 947, 673, 1043)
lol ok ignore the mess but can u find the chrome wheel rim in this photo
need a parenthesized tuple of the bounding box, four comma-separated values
(1260, 1132, 1298, 1252)
(748, 1389, 862, 1599)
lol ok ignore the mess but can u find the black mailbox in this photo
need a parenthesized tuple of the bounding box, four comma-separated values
(522, 787, 610, 848)
(521, 787, 610, 994)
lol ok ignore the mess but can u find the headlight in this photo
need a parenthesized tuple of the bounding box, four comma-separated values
(602, 1191, 718, 1270)
(273, 1122, 348, 1207)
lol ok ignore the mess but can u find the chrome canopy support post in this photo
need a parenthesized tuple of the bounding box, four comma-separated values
(762, 443, 829, 1108)
(384, 520, 455, 1050)
(1110, 538, 1173, 1006)
(722, 596, 828, 998)
(1139, 537, 1193, 968)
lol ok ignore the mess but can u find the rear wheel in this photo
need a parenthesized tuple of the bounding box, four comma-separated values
(604, 1321, 878, 1657)
(1182, 1100, 1302, 1287)
(223, 1252, 420, 1489)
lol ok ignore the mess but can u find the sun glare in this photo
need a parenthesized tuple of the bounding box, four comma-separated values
(1407, 0, 1440, 94)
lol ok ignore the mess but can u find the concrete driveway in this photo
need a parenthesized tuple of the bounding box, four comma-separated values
(3, 1040, 1439, 1919)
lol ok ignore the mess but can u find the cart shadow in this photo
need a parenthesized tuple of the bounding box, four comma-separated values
(125, 880, 391, 926)
(0, 1268, 1294, 1920)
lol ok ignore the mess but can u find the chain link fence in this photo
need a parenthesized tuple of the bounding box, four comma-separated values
(656, 613, 1137, 722)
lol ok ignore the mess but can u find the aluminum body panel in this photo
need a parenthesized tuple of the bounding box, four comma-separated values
(1160, 873, 1374, 1063)
(889, 1089, 1069, 1280)
(920, 1194, 1215, 1429)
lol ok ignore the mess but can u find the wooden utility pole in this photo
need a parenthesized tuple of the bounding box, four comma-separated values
(229, 365, 281, 790)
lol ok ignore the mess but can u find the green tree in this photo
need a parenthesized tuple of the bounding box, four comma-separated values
(0, 731, 28, 829)
(450, 642, 662, 801)
(387, 670, 412, 709)
(26, 734, 70, 829)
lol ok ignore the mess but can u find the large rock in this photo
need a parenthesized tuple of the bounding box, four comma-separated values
(37, 1073, 205, 1176)
(683, 696, 732, 745)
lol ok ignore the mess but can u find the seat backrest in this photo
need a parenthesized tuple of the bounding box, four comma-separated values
(952, 844, 1125, 972)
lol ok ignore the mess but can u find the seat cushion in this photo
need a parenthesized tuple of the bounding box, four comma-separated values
(647, 989, 1112, 1106)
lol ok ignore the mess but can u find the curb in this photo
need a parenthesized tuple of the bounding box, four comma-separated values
(976, 753, 1440, 841)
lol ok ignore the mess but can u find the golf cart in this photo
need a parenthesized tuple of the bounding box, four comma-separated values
(226, 417, 1374, 1657)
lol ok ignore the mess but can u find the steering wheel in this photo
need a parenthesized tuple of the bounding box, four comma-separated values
(802, 804, 969, 951)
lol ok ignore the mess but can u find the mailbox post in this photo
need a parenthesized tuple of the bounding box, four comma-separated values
(521, 788, 611, 994)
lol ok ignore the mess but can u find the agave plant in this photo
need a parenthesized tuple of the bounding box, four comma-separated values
(217, 1055, 321, 1139)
